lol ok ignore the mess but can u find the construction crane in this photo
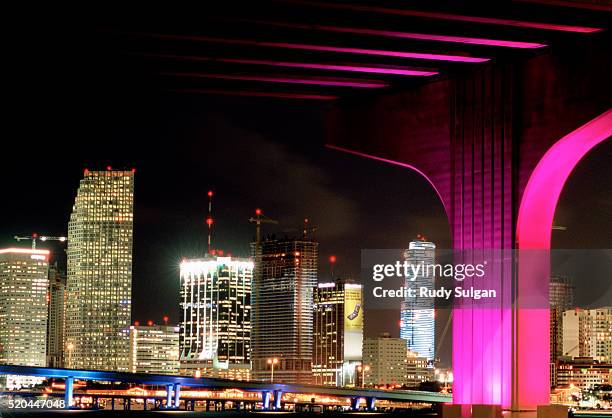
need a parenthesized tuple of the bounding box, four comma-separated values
(248, 208, 279, 248)
(14, 233, 67, 249)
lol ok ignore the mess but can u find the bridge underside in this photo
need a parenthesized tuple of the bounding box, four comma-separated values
(326, 29, 610, 410)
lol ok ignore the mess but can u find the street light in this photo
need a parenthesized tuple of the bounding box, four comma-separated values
(66, 342, 74, 369)
(267, 358, 279, 382)
(356, 364, 370, 388)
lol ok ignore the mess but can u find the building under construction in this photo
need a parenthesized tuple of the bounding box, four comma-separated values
(251, 236, 318, 384)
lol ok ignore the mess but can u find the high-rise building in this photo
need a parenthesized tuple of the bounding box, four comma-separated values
(129, 325, 179, 375)
(47, 263, 66, 368)
(251, 238, 318, 384)
(313, 281, 363, 386)
(400, 239, 435, 362)
(0, 248, 50, 389)
(65, 169, 134, 371)
(550, 276, 574, 363)
(362, 333, 407, 386)
(179, 256, 252, 380)
(563, 307, 612, 362)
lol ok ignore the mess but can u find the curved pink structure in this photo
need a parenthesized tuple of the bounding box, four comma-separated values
(515, 109, 612, 408)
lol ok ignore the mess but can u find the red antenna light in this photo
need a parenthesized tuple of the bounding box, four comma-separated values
(218, 249, 224, 256)
(207, 190, 214, 253)
(163, 316, 169, 324)
(329, 255, 337, 263)
(134, 321, 140, 326)
(84, 168, 89, 174)
(131, 168, 136, 173)
(147, 320, 154, 326)
(32, 233, 39, 238)
(255, 208, 262, 216)
(106, 165, 112, 171)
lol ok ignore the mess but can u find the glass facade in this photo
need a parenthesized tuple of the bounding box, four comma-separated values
(400, 240, 435, 362)
(251, 239, 318, 384)
(179, 256, 252, 380)
(65, 169, 134, 371)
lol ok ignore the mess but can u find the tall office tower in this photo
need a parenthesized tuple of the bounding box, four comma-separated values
(362, 333, 407, 386)
(563, 308, 612, 362)
(65, 169, 134, 371)
(129, 324, 180, 375)
(0, 248, 50, 389)
(400, 239, 436, 361)
(549, 276, 574, 363)
(47, 263, 67, 368)
(313, 281, 363, 386)
(251, 238, 318, 384)
(179, 256, 253, 380)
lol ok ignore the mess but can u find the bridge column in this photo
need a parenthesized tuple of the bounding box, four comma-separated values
(166, 384, 173, 408)
(173, 384, 181, 409)
(366, 397, 376, 411)
(262, 391, 271, 410)
(64, 377, 74, 409)
(350, 397, 360, 411)
(273, 390, 283, 410)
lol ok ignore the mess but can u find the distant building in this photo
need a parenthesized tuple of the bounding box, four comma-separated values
(400, 240, 436, 361)
(179, 256, 252, 380)
(47, 264, 66, 368)
(563, 308, 612, 362)
(65, 169, 134, 371)
(129, 325, 179, 375)
(313, 281, 363, 386)
(405, 350, 434, 388)
(251, 238, 318, 384)
(556, 357, 612, 390)
(587, 308, 612, 362)
(550, 276, 574, 364)
(363, 333, 407, 387)
(0, 248, 50, 389)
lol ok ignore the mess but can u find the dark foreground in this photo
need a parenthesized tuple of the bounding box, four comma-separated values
(0, 410, 610, 418)
(0, 410, 434, 418)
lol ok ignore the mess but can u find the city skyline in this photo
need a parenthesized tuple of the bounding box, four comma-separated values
(0, 144, 610, 368)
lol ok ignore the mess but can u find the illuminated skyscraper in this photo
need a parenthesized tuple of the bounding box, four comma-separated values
(0, 248, 50, 389)
(252, 238, 318, 384)
(313, 281, 363, 386)
(179, 256, 252, 380)
(65, 169, 134, 371)
(47, 263, 66, 368)
(550, 276, 574, 363)
(400, 239, 435, 362)
(129, 324, 179, 375)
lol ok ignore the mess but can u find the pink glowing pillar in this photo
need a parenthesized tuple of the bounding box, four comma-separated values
(515, 109, 612, 409)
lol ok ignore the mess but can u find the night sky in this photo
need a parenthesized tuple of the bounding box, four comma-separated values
(3, 18, 611, 367)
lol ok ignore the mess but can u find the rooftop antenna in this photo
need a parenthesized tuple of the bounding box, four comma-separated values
(329, 254, 337, 280)
(206, 190, 214, 254)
